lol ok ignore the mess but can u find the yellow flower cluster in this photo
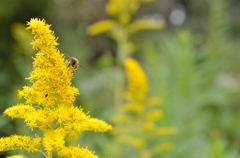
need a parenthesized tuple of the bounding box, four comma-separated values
(105, 0, 154, 25)
(5, 155, 27, 158)
(124, 58, 149, 102)
(111, 58, 176, 158)
(105, 0, 140, 24)
(0, 135, 41, 153)
(1, 18, 112, 158)
(58, 146, 97, 158)
(87, 0, 165, 56)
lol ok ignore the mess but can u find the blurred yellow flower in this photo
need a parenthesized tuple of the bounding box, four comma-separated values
(141, 0, 154, 2)
(0, 18, 112, 158)
(111, 58, 176, 158)
(87, 20, 116, 36)
(87, 0, 165, 57)
(5, 155, 27, 158)
(117, 136, 144, 148)
(150, 142, 174, 154)
(124, 58, 149, 102)
(105, 0, 140, 24)
(129, 19, 165, 34)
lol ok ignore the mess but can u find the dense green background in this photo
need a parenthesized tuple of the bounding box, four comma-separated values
(1, 0, 240, 157)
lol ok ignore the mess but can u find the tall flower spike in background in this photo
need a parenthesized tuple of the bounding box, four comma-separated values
(88, 0, 165, 60)
(111, 58, 176, 158)
(87, 0, 165, 62)
(0, 18, 112, 158)
(87, 0, 165, 109)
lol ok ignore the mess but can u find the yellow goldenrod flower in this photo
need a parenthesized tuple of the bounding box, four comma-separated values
(106, 0, 155, 21)
(85, 118, 114, 132)
(1, 18, 112, 158)
(87, 20, 116, 36)
(129, 19, 165, 34)
(58, 146, 97, 158)
(121, 103, 144, 114)
(124, 58, 149, 102)
(111, 114, 137, 124)
(153, 127, 177, 136)
(112, 58, 176, 158)
(117, 136, 144, 149)
(43, 128, 65, 154)
(105, 0, 140, 24)
(141, 0, 154, 2)
(150, 142, 174, 155)
(145, 109, 163, 121)
(87, 0, 165, 57)
(0, 135, 40, 153)
(141, 122, 156, 131)
(146, 97, 162, 106)
(5, 155, 27, 158)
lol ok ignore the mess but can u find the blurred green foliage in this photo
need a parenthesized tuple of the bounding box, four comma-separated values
(1, 0, 240, 157)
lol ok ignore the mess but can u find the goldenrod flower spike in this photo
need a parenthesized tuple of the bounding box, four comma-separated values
(88, 0, 166, 116)
(124, 58, 149, 102)
(87, 0, 165, 56)
(87, 20, 116, 36)
(111, 58, 176, 158)
(5, 155, 27, 158)
(1, 18, 112, 158)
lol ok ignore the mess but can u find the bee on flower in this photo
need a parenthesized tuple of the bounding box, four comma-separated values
(66, 54, 87, 72)
(0, 18, 112, 158)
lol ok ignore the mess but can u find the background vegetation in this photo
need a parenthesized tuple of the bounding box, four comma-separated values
(1, 0, 240, 157)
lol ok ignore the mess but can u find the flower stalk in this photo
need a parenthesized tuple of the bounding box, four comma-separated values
(111, 58, 176, 158)
(87, 0, 165, 109)
(0, 18, 112, 158)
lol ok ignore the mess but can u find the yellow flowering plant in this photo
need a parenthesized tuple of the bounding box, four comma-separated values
(86, 2, 175, 156)
(111, 58, 176, 158)
(0, 18, 112, 158)
(6, 155, 27, 158)
(87, 0, 165, 60)
(87, 0, 165, 109)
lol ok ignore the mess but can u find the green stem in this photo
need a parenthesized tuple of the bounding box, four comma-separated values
(114, 67, 124, 108)
(23, 148, 48, 158)
(37, 149, 48, 158)
(64, 130, 73, 140)
(114, 42, 126, 108)
(53, 124, 60, 130)
(48, 152, 52, 158)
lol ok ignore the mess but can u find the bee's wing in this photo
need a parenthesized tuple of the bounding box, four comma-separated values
(78, 64, 88, 71)
(66, 53, 71, 58)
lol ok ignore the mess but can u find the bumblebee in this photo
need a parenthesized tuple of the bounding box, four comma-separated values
(66, 54, 87, 72)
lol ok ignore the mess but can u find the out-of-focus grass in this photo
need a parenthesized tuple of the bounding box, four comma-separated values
(137, 0, 240, 157)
